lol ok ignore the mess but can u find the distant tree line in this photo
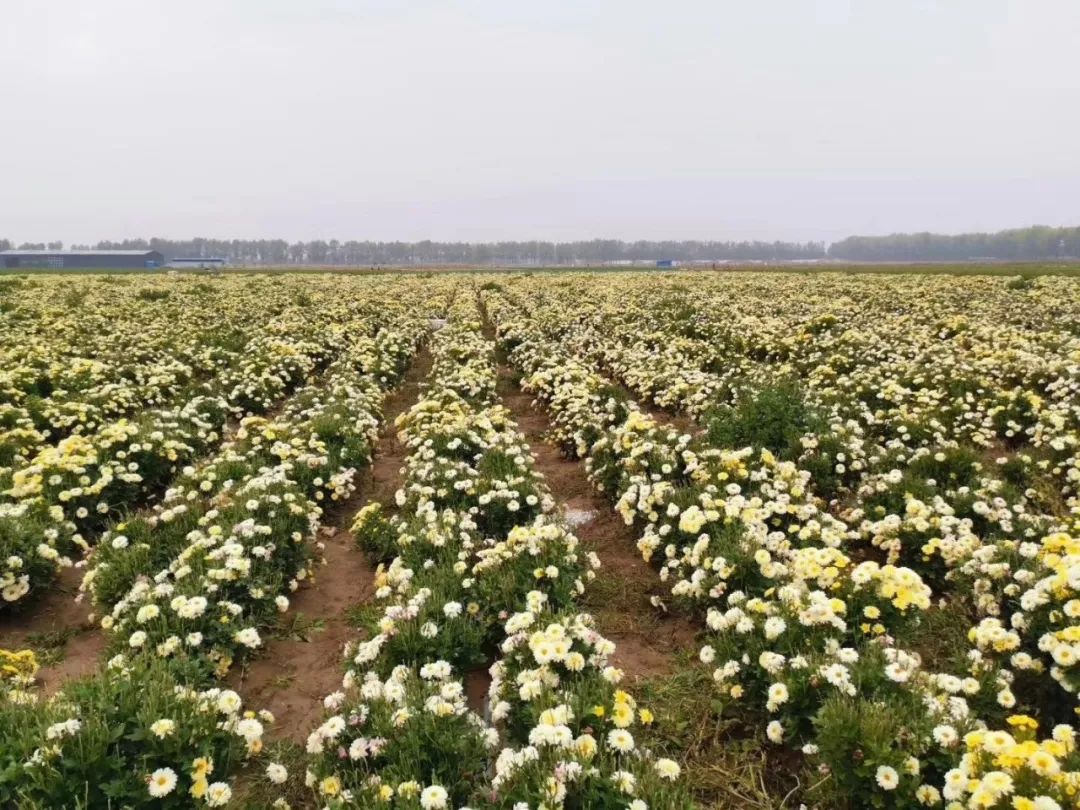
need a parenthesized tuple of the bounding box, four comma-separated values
(0, 239, 63, 251)
(2, 225, 1077, 264)
(827, 225, 1080, 261)
(0, 237, 825, 265)
(85, 238, 827, 264)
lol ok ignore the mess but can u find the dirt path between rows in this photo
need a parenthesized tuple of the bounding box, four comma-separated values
(495, 367, 698, 680)
(475, 294, 698, 677)
(230, 349, 431, 743)
(0, 565, 104, 695)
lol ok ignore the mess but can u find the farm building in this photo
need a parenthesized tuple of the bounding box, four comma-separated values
(167, 257, 227, 269)
(0, 250, 164, 269)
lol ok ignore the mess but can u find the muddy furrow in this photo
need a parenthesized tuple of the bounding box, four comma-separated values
(230, 349, 432, 743)
(0, 566, 103, 694)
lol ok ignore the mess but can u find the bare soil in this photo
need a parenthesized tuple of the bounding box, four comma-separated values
(465, 666, 493, 716)
(230, 350, 432, 743)
(496, 368, 698, 680)
(0, 565, 105, 695)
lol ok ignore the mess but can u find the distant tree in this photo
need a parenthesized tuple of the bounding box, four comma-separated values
(307, 240, 329, 264)
(828, 224, 1080, 261)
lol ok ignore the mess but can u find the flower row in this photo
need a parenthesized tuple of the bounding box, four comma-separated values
(301, 312, 689, 809)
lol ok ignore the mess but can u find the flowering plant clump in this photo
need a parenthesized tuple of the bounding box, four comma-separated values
(0, 647, 38, 693)
(959, 530, 1080, 717)
(482, 605, 692, 808)
(940, 718, 1080, 810)
(305, 664, 494, 807)
(0, 654, 264, 807)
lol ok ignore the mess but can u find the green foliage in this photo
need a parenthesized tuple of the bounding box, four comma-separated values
(635, 665, 793, 808)
(1006, 274, 1038, 290)
(907, 446, 982, 490)
(62, 286, 87, 309)
(351, 503, 398, 562)
(829, 223, 1080, 261)
(809, 695, 933, 809)
(0, 656, 245, 808)
(705, 382, 818, 458)
(797, 429, 856, 502)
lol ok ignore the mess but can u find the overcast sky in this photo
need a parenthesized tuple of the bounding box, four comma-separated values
(1, 0, 1078, 244)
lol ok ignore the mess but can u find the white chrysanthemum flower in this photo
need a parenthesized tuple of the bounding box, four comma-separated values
(875, 765, 899, 791)
(147, 767, 178, 797)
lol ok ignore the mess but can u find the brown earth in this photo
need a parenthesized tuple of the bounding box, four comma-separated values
(495, 367, 698, 680)
(465, 666, 493, 716)
(0, 565, 105, 695)
(230, 349, 431, 743)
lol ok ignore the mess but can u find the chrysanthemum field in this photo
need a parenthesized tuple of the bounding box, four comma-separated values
(2, 270, 1079, 810)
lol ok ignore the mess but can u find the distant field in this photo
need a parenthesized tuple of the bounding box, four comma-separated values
(1, 271, 1078, 809)
(3, 260, 1079, 277)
